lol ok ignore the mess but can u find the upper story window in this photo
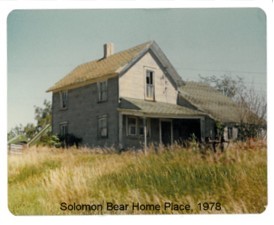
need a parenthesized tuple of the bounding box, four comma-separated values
(60, 90, 68, 109)
(97, 80, 108, 102)
(145, 70, 154, 100)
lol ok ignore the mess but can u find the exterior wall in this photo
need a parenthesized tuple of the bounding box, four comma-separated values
(204, 116, 216, 139)
(52, 77, 119, 147)
(177, 95, 197, 110)
(119, 51, 178, 104)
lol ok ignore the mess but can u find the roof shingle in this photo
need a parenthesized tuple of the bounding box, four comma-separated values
(179, 82, 242, 123)
(119, 97, 206, 118)
(47, 41, 152, 92)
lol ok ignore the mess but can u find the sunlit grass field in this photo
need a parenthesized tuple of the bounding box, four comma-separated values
(8, 139, 267, 215)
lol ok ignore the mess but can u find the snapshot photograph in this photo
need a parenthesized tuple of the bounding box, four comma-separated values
(7, 8, 267, 215)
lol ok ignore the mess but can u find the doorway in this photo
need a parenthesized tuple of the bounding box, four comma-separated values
(173, 119, 201, 143)
(161, 120, 172, 146)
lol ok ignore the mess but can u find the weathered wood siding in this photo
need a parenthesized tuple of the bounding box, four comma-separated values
(119, 51, 178, 104)
(52, 77, 119, 147)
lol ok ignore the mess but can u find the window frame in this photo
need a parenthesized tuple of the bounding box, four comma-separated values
(139, 118, 151, 137)
(145, 70, 155, 100)
(127, 117, 137, 136)
(59, 122, 68, 137)
(126, 116, 151, 137)
(227, 127, 233, 140)
(97, 115, 108, 138)
(59, 90, 68, 109)
(97, 80, 108, 102)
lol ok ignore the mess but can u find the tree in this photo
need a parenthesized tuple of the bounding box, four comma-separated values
(199, 74, 245, 99)
(23, 123, 37, 141)
(199, 74, 266, 139)
(8, 100, 52, 142)
(8, 124, 24, 140)
(34, 99, 52, 131)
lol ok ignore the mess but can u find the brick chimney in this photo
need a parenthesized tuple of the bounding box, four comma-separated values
(104, 43, 114, 58)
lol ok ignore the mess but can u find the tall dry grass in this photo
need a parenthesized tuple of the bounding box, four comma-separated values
(8, 140, 267, 215)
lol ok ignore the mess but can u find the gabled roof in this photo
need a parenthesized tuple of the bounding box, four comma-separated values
(118, 97, 206, 118)
(179, 82, 242, 123)
(47, 41, 183, 92)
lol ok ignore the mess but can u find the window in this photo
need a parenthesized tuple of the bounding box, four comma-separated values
(127, 117, 150, 137)
(59, 122, 68, 137)
(60, 91, 68, 109)
(128, 117, 137, 136)
(227, 127, 238, 140)
(227, 127, 232, 139)
(146, 70, 154, 99)
(98, 115, 108, 138)
(97, 80, 108, 102)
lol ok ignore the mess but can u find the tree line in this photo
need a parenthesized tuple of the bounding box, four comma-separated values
(8, 100, 52, 143)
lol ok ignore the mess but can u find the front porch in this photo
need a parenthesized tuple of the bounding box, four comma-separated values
(118, 115, 204, 150)
(118, 97, 209, 150)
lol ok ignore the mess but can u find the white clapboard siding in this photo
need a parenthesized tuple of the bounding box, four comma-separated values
(119, 51, 177, 104)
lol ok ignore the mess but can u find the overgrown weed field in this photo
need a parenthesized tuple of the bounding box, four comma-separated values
(8, 139, 267, 215)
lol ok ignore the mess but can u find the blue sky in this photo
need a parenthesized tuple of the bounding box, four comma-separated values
(7, 8, 266, 130)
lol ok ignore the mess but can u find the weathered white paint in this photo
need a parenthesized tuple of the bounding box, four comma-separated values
(119, 51, 178, 104)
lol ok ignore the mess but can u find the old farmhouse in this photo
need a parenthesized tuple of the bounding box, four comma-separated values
(47, 41, 242, 149)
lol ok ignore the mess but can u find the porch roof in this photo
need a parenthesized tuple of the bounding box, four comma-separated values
(118, 97, 206, 118)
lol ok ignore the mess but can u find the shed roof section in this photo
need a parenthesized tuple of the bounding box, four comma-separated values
(179, 82, 242, 123)
(118, 97, 206, 118)
(47, 41, 183, 92)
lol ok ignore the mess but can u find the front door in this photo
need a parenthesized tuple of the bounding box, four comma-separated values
(161, 121, 172, 146)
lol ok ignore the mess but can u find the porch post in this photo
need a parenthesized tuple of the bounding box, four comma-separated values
(159, 119, 162, 145)
(143, 117, 147, 154)
(119, 113, 123, 150)
(171, 120, 174, 144)
(200, 117, 205, 142)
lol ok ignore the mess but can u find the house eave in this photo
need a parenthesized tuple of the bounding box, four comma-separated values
(47, 73, 117, 93)
(116, 46, 150, 76)
(117, 108, 205, 119)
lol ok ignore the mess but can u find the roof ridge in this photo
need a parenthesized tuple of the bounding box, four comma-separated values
(74, 41, 153, 71)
